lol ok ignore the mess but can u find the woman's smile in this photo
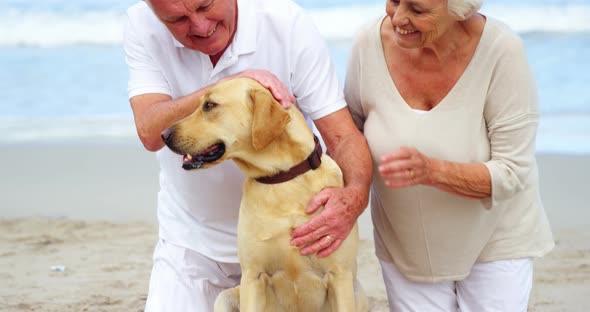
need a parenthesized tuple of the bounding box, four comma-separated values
(396, 27, 419, 35)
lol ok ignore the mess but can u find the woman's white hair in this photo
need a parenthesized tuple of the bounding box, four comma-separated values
(447, 0, 482, 20)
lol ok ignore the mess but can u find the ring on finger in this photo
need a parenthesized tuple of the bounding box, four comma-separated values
(408, 169, 414, 179)
(325, 235, 333, 243)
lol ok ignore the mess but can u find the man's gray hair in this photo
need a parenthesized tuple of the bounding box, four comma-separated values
(447, 0, 482, 20)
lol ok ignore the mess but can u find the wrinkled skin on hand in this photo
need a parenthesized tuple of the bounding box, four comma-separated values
(228, 69, 295, 108)
(290, 185, 366, 257)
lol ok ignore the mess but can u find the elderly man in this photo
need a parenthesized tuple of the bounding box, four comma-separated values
(123, 0, 372, 310)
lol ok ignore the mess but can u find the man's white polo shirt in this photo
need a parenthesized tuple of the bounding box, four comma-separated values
(124, 0, 346, 262)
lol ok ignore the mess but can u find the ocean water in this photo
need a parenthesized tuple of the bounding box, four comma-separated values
(0, 0, 589, 154)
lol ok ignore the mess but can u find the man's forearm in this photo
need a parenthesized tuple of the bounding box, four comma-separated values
(131, 89, 206, 151)
(327, 131, 373, 213)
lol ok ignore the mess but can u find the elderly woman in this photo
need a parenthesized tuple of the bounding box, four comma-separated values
(345, 0, 554, 310)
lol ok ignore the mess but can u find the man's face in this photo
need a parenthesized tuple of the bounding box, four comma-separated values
(148, 0, 237, 56)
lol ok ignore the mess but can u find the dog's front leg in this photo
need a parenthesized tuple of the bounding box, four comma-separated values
(327, 271, 356, 312)
(240, 269, 269, 312)
(214, 286, 240, 312)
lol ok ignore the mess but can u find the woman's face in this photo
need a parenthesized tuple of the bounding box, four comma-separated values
(385, 0, 456, 49)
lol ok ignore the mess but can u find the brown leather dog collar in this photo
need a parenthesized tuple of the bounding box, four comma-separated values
(255, 135, 322, 184)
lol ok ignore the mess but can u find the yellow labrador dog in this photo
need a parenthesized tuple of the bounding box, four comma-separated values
(162, 78, 367, 312)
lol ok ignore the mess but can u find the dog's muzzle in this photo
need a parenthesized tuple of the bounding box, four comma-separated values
(161, 128, 226, 170)
(181, 143, 226, 170)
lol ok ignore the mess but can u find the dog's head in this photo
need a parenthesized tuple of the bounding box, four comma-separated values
(161, 78, 291, 170)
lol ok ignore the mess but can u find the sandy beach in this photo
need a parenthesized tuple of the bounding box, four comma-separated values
(1, 142, 589, 311)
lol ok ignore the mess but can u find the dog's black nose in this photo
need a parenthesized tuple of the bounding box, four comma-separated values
(161, 128, 174, 145)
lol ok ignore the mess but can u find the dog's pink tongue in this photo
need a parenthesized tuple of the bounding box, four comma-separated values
(201, 145, 218, 154)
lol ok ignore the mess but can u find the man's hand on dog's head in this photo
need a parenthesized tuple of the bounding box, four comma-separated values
(229, 69, 295, 108)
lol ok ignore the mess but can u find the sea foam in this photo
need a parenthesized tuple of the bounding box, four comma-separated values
(1, 4, 589, 47)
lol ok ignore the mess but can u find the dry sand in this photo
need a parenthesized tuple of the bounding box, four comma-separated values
(1, 142, 589, 311)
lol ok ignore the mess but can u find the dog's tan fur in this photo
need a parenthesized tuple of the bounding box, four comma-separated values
(164, 78, 367, 312)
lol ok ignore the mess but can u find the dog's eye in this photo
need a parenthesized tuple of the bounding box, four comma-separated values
(203, 101, 217, 112)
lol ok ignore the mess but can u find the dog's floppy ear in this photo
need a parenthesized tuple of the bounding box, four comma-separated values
(250, 88, 291, 151)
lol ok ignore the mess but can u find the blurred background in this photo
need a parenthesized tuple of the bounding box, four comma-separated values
(1, 1, 588, 310)
(0, 0, 589, 152)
